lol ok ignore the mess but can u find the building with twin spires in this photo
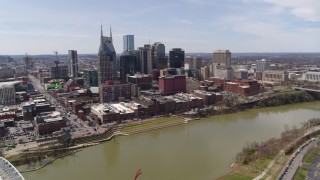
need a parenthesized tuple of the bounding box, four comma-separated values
(98, 26, 117, 84)
(98, 26, 131, 103)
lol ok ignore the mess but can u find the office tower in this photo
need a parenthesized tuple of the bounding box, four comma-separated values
(123, 35, 134, 52)
(133, 49, 141, 73)
(213, 50, 231, 68)
(200, 66, 210, 80)
(152, 42, 168, 70)
(256, 59, 271, 72)
(119, 52, 138, 82)
(154, 56, 168, 70)
(138, 45, 153, 74)
(83, 69, 98, 86)
(185, 56, 203, 70)
(169, 48, 185, 68)
(24, 55, 33, 70)
(50, 51, 68, 79)
(98, 26, 117, 84)
(153, 42, 165, 57)
(68, 50, 78, 78)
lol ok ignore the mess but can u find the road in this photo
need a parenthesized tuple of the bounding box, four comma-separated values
(279, 138, 320, 180)
(27, 75, 109, 139)
(254, 126, 320, 180)
(28, 75, 89, 129)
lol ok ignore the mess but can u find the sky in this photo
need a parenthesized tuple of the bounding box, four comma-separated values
(0, 0, 319, 55)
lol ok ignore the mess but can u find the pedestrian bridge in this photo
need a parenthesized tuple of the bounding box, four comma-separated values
(0, 157, 25, 180)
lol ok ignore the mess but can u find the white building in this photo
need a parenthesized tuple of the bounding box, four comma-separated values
(213, 65, 234, 80)
(303, 71, 320, 82)
(0, 81, 21, 105)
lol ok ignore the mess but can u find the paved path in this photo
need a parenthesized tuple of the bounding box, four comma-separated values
(254, 126, 320, 180)
(279, 139, 320, 180)
(253, 151, 283, 180)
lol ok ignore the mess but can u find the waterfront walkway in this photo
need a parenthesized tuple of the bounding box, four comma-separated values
(253, 126, 320, 180)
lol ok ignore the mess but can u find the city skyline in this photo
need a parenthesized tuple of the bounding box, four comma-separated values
(0, 0, 319, 55)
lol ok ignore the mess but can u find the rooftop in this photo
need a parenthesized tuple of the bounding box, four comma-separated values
(0, 81, 22, 89)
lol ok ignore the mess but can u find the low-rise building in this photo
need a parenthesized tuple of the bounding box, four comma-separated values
(127, 73, 153, 97)
(224, 80, 260, 96)
(0, 122, 5, 137)
(262, 70, 288, 85)
(91, 103, 135, 124)
(303, 71, 320, 82)
(193, 90, 223, 105)
(34, 112, 67, 135)
(64, 79, 78, 92)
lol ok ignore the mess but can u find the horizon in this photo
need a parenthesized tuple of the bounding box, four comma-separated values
(0, 0, 319, 55)
(2, 52, 320, 56)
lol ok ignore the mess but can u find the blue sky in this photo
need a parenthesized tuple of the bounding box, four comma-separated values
(0, 0, 319, 55)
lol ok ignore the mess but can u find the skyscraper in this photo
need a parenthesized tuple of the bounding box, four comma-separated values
(152, 42, 165, 57)
(98, 26, 117, 84)
(152, 42, 168, 70)
(120, 52, 138, 82)
(83, 69, 98, 86)
(24, 55, 33, 70)
(138, 45, 153, 74)
(123, 35, 134, 52)
(169, 48, 185, 68)
(68, 50, 78, 78)
(213, 50, 231, 68)
(185, 56, 203, 70)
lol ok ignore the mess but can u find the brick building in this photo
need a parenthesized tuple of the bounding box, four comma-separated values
(99, 81, 131, 103)
(224, 80, 260, 96)
(159, 75, 186, 95)
(35, 115, 67, 136)
(127, 74, 153, 97)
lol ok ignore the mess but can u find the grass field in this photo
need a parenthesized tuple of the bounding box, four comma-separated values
(222, 173, 253, 180)
(122, 116, 182, 131)
(293, 167, 308, 180)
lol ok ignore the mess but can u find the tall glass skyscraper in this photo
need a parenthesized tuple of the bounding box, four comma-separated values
(98, 26, 117, 84)
(123, 35, 134, 52)
(169, 48, 185, 68)
(68, 50, 78, 78)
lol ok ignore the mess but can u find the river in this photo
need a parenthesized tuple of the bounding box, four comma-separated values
(20, 101, 320, 180)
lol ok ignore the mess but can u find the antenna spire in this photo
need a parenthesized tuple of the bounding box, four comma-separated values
(101, 23, 103, 36)
(110, 25, 113, 43)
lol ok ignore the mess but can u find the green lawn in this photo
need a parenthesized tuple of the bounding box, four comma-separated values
(122, 116, 182, 131)
(303, 147, 320, 164)
(223, 173, 253, 180)
(293, 167, 308, 180)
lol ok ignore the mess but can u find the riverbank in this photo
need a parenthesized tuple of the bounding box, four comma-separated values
(20, 101, 320, 180)
(293, 140, 320, 179)
(219, 119, 320, 180)
(7, 91, 317, 170)
(19, 149, 82, 173)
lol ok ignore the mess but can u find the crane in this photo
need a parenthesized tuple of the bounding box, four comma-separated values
(53, 50, 59, 66)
